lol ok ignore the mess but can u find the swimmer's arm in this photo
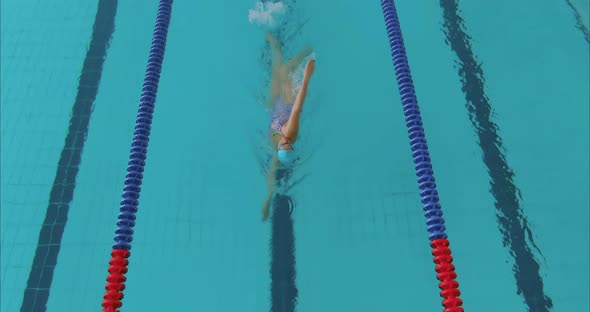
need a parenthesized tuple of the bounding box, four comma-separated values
(282, 63, 313, 140)
(266, 156, 279, 193)
(262, 156, 279, 221)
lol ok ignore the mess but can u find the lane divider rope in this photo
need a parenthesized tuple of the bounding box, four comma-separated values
(379, 1, 464, 311)
(101, 1, 173, 311)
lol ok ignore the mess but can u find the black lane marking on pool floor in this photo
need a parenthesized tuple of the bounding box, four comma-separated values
(565, 0, 590, 43)
(438, 1, 553, 310)
(270, 169, 298, 312)
(258, 2, 306, 310)
(20, 1, 118, 311)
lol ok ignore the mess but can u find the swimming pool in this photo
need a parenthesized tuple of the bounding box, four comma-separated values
(1, 0, 588, 311)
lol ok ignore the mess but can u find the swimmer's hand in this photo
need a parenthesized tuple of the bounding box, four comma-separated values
(304, 59, 315, 77)
(262, 196, 271, 221)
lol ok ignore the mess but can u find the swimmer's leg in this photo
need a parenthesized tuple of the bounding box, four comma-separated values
(266, 32, 283, 107)
(286, 46, 313, 72)
(266, 32, 283, 66)
(268, 70, 281, 108)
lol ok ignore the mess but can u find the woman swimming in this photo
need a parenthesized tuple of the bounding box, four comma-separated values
(262, 32, 315, 221)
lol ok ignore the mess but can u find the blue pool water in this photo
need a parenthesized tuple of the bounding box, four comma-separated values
(1, 1, 588, 311)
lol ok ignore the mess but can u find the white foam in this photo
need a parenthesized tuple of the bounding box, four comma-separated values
(248, 1, 286, 27)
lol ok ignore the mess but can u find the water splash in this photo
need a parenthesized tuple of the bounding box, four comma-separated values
(248, 1, 286, 28)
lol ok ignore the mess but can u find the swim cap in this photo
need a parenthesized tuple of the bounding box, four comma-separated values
(277, 149, 297, 166)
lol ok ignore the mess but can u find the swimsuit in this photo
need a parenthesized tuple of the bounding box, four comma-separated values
(270, 96, 292, 135)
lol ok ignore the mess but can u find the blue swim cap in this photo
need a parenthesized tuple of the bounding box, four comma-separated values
(277, 149, 297, 166)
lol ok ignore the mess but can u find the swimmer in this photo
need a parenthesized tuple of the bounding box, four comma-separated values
(262, 32, 315, 221)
